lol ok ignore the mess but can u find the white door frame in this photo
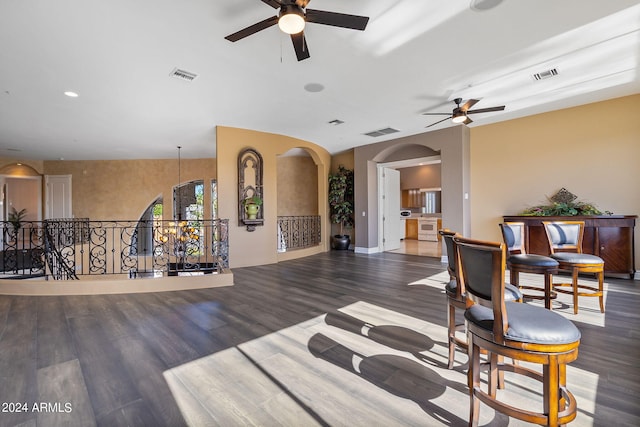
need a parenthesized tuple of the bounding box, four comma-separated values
(376, 156, 441, 252)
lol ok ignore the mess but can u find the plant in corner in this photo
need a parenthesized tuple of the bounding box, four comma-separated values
(328, 165, 354, 250)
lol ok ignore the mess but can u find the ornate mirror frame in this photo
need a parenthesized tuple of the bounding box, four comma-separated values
(238, 147, 264, 231)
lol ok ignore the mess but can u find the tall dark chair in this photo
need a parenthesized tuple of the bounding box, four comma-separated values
(499, 222, 559, 309)
(455, 236, 581, 427)
(440, 229, 522, 370)
(542, 220, 605, 314)
(440, 229, 466, 369)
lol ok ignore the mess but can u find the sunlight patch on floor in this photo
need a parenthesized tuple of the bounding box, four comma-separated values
(163, 301, 602, 426)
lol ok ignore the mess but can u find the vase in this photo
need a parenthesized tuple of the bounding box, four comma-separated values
(245, 203, 260, 220)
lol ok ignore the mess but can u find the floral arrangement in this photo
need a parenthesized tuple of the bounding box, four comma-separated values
(519, 188, 611, 216)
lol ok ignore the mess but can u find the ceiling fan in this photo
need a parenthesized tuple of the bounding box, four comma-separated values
(224, 0, 369, 61)
(423, 98, 505, 128)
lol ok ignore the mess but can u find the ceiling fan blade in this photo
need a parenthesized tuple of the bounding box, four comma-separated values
(305, 9, 369, 30)
(291, 31, 310, 61)
(426, 116, 452, 128)
(463, 116, 473, 125)
(225, 15, 279, 42)
(460, 99, 479, 112)
(467, 106, 506, 114)
(422, 112, 452, 116)
(261, 0, 282, 8)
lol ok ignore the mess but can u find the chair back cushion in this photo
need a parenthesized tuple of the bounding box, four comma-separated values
(440, 230, 458, 274)
(454, 236, 508, 339)
(457, 244, 495, 301)
(543, 221, 584, 253)
(500, 222, 525, 254)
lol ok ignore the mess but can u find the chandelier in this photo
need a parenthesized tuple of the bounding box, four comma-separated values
(159, 146, 199, 260)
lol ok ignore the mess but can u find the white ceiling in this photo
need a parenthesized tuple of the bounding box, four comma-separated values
(1, 0, 639, 160)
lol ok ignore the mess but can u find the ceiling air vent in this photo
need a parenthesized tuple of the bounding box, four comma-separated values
(532, 68, 559, 81)
(364, 127, 399, 137)
(170, 68, 198, 82)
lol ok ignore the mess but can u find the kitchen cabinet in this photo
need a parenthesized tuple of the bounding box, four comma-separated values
(405, 219, 418, 240)
(402, 189, 422, 208)
(502, 215, 636, 278)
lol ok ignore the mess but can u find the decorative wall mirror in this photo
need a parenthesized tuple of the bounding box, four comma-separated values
(238, 147, 264, 231)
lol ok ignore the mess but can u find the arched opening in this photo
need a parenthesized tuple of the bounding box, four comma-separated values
(276, 148, 320, 252)
(375, 144, 443, 257)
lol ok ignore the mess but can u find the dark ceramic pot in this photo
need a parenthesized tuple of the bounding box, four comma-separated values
(331, 235, 351, 250)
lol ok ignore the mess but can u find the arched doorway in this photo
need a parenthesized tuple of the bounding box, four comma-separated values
(276, 148, 320, 252)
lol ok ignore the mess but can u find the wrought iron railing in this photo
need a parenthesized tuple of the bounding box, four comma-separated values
(277, 215, 321, 252)
(0, 219, 229, 280)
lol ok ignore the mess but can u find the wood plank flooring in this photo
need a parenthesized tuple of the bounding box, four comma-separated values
(0, 251, 639, 426)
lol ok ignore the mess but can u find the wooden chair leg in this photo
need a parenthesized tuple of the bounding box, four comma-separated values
(510, 269, 523, 303)
(544, 357, 560, 427)
(598, 270, 605, 313)
(572, 268, 580, 315)
(447, 302, 456, 369)
(469, 337, 481, 427)
(544, 271, 553, 310)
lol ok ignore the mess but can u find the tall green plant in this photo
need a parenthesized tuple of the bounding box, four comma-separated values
(328, 166, 354, 236)
(8, 207, 27, 230)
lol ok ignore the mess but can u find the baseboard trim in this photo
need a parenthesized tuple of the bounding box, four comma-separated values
(354, 246, 380, 254)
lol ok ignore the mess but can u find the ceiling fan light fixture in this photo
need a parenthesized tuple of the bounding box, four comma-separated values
(278, 6, 305, 35)
(451, 111, 467, 123)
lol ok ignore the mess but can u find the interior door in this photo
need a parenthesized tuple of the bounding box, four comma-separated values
(382, 168, 401, 251)
(45, 175, 72, 219)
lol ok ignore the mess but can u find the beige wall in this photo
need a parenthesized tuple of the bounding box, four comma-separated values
(470, 94, 640, 271)
(277, 156, 318, 216)
(400, 164, 441, 190)
(43, 158, 216, 220)
(216, 126, 331, 268)
(330, 150, 354, 173)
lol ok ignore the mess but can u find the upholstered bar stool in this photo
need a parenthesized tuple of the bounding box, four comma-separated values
(440, 229, 467, 369)
(455, 236, 581, 427)
(440, 229, 522, 370)
(542, 221, 605, 315)
(499, 222, 559, 309)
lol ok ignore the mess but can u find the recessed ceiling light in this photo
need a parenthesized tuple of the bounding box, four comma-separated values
(304, 83, 324, 93)
(64, 91, 79, 97)
(470, 0, 503, 12)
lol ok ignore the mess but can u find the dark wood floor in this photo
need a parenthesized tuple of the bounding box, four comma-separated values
(0, 251, 638, 426)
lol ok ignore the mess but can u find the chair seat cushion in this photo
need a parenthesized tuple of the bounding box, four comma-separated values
(445, 279, 459, 297)
(551, 252, 604, 265)
(508, 254, 559, 268)
(464, 302, 581, 345)
(504, 283, 523, 301)
(446, 281, 522, 302)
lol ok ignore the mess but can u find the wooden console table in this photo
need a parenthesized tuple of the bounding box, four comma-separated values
(502, 215, 637, 279)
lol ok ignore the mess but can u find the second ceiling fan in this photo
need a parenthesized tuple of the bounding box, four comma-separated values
(423, 98, 505, 128)
(224, 0, 369, 61)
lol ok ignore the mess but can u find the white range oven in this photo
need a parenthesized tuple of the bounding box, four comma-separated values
(418, 217, 440, 241)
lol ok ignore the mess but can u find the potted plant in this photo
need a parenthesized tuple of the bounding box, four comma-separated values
(8, 207, 27, 231)
(243, 194, 262, 220)
(328, 165, 354, 250)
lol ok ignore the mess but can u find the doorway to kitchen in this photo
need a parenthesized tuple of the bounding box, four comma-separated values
(377, 155, 442, 258)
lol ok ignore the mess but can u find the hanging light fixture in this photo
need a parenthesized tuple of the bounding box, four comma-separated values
(278, 5, 305, 34)
(161, 146, 199, 262)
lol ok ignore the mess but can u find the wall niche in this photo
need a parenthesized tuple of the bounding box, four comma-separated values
(238, 147, 263, 231)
